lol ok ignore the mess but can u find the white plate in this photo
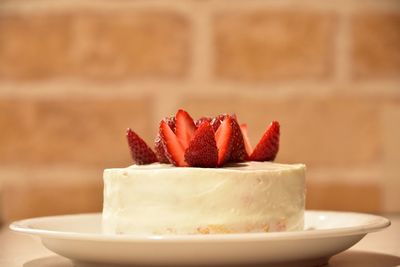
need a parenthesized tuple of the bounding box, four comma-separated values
(10, 211, 390, 267)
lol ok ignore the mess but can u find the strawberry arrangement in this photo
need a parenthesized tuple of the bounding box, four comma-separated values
(126, 109, 280, 168)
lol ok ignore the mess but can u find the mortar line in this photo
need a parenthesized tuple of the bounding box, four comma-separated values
(2, 0, 400, 13)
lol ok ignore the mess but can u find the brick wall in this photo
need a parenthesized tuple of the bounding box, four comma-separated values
(1, 0, 399, 222)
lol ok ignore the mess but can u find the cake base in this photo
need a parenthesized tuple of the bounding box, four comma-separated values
(102, 162, 306, 235)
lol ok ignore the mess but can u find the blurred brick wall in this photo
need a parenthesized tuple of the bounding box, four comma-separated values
(0, 0, 399, 222)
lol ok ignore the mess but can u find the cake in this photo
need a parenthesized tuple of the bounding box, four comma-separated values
(102, 109, 306, 235)
(103, 162, 305, 234)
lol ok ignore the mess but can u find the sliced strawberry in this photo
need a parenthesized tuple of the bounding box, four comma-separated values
(175, 109, 196, 149)
(154, 134, 169, 163)
(185, 121, 218, 167)
(240, 123, 253, 156)
(126, 128, 158, 165)
(215, 116, 233, 166)
(164, 116, 176, 132)
(250, 121, 280, 161)
(159, 120, 187, 167)
(229, 118, 248, 162)
(210, 114, 228, 132)
(195, 117, 212, 127)
(154, 117, 176, 163)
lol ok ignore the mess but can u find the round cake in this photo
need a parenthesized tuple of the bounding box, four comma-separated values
(102, 161, 305, 235)
(102, 109, 306, 235)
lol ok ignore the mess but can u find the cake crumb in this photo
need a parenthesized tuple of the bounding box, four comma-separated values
(276, 219, 287, 231)
(197, 227, 210, 234)
(208, 224, 232, 234)
(262, 224, 270, 232)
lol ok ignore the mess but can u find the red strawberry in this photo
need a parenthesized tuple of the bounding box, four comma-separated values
(215, 116, 233, 166)
(195, 117, 212, 127)
(164, 116, 177, 132)
(229, 118, 248, 162)
(210, 114, 228, 132)
(250, 121, 280, 161)
(175, 109, 196, 149)
(240, 123, 253, 156)
(159, 120, 187, 167)
(126, 128, 158, 165)
(154, 134, 169, 163)
(185, 121, 218, 167)
(154, 117, 176, 163)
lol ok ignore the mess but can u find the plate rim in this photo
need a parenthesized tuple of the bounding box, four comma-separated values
(9, 210, 391, 243)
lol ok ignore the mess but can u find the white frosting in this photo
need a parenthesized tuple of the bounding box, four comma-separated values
(102, 161, 306, 234)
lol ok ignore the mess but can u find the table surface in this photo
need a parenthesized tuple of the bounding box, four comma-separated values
(1, 214, 399, 267)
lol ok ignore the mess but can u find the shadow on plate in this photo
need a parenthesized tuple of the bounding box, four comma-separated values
(329, 250, 400, 267)
(23, 251, 400, 267)
(23, 256, 72, 267)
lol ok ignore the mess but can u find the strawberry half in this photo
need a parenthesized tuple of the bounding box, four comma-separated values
(250, 121, 280, 161)
(240, 123, 253, 156)
(210, 114, 228, 132)
(185, 121, 218, 167)
(164, 116, 177, 132)
(159, 120, 187, 167)
(175, 109, 196, 149)
(154, 117, 176, 163)
(195, 117, 212, 127)
(229, 118, 248, 162)
(126, 128, 158, 165)
(154, 134, 169, 163)
(215, 116, 233, 166)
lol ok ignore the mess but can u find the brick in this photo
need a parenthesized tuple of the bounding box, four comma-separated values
(306, 182, 382, 213)
(382, 103, 400, 168)
(382, 103, 400, 212)
(214, 11, 335, 81)
(180, 95, 381, 167)
(0, 11, 189, 80)
(0, 171, 103, 223)
(0, 13, 73, 79)
(0, 96, 153, 167)
(73, 11, 190, 79)
(351, 12, 400, 79)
